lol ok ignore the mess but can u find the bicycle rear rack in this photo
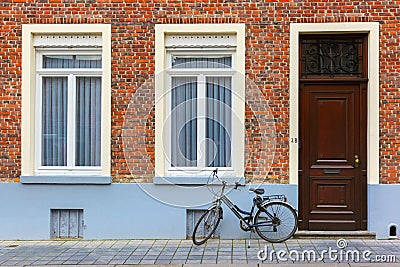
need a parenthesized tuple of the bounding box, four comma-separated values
(262, 194, 287, 202)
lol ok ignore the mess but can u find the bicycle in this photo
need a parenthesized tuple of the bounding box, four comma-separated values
(192, 169, 298, 245)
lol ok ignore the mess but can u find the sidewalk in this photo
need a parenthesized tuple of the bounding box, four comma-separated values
(0, 238, 400, 266)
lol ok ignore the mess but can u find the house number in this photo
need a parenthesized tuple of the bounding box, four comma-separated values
(291, 138, 298, 143)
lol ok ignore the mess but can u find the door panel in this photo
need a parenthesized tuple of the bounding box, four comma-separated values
(299, 83, 367, 231)
(310, 92, 354, 167)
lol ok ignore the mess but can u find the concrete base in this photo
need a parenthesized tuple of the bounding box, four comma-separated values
(295, 230, 376, 239)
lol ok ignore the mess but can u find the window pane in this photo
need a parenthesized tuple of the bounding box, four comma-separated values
(206, 77, 232, 167)
(75, 77, 102, 166)
(172, 56, 232, 69)
(171, 77, 197, 167)
(42, 77, 68, 166)
(43, 55, 102, 69)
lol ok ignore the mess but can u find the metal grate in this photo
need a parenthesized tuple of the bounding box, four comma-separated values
(50, 209, 84, 239)
(301, 38, 364, 77)
(186, 209, 220, 239)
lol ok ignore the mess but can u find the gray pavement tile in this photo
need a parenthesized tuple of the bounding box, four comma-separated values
(139, 259, 157, 264)
(155, 259, 172, 264)
(112, 255, 130, 260)
(216, 259, 232, 264)
(77, 260, 97, 264)
(187, 255, 203, 260)
(62, 260, 81, 264)
(49, 260, 66, 264)
(174, 251, 190, 255)
(108, 259, 126, 264)
(157, 255, 174, 260)
(2, 261, 18, 265)
(116, 251, 133, 256)
(142, 255, 158, 260)
(233, 260, 249, 264)
(124, 259, 141, 264)
(201, 259, 218, 264)
(170, 259, 187, 264)
(186, 259, 202, 264)
(172, 255, 188, 260)
(159, 252, 175, 257)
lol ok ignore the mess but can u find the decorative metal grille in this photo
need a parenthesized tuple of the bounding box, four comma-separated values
(301, 38, 363, 77)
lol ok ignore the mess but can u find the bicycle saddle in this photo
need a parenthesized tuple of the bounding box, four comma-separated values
(249, 188, 264, 195)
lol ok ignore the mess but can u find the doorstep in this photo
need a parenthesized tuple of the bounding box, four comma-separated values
(294, 230, 376, 239)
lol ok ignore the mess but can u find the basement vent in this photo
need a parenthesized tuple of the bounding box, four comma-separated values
(389, 224, 398, 238)
(50, 209, 84, 239)
(186, 209, 220, 239)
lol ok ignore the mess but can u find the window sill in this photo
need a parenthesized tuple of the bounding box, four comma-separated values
(153, 176, 245, 185)
(20, 175, 112, 185)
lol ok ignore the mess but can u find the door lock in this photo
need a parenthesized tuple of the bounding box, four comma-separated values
(354, 154, 360, 166)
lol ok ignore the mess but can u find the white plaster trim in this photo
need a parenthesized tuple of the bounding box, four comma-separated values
(33, 34, 102, 47)
(165, 34, 237, 48)
(21, 24, 111, 177)
(289, 22, 380, 185)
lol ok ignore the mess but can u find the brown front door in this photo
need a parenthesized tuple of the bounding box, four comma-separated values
(299, 82, 367, 230)
(298, 35, 368, 231)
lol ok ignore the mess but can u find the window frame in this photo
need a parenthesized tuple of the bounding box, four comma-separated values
(154, 24, 246, 181)
(35, 49, 103, 176)
(165, 51, 237, 176)
(21, 24, 111, 183)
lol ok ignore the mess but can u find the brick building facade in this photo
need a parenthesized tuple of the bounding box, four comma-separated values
(0, 0, 399, 239)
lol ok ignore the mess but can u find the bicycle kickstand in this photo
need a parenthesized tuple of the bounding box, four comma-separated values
(247, 229, 254, 248)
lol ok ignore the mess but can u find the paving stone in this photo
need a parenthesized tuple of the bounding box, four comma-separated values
(108, 259, 126, 264)
(139, 259, 156, 264)
(155, 259, 172, 264)
(124, 258, 141, 264)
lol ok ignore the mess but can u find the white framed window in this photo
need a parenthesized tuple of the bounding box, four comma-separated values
(155, 24, 246, 180)
(165, 52, 236, 176)
(35, 50, 102, 175)
(21, 24, 111, 182)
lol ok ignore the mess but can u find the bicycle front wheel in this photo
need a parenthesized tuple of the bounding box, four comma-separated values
(192, 206, 222, 245)
(254, 201, 297, 243)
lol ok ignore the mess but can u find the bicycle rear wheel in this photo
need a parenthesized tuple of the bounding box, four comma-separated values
(192, 206, 222, 245)
(254, 201, 297, 243)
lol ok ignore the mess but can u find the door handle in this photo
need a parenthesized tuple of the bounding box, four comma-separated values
(354, 154, 360, 166)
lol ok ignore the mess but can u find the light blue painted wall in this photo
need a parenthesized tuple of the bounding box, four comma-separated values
(0, 183, 296, 240)
(0, 183, 397, 239)
(368, 184, 400, 239)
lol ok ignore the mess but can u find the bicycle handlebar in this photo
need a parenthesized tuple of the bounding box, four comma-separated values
(210, 168, 245, 191)
(234, 182, 245, 189)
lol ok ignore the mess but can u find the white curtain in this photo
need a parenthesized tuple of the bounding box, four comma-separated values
(42, 77, 68, 166)
(41, 54, 101, 168)
(75, 77, 102, 166)
(171, 77, 197, 167)
(43, 55, 102, 69)
(206, 77, 232, 167)
(172, 56, 231, 69)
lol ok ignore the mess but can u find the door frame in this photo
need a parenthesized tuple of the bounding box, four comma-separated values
(289, 22, 380, 187)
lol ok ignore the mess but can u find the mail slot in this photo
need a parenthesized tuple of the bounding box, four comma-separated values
(323, 169, 341, 174)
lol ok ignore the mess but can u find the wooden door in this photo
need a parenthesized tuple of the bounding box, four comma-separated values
(299, 82, 367, 230)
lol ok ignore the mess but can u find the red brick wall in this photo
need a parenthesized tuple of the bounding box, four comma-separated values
(0, 0, 399, 183)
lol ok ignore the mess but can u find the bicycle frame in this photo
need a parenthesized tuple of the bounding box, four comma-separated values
(213, 181, 277, 229)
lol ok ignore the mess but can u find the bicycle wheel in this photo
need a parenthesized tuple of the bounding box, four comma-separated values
(254, 201, 297, 243)
(192, 206, 222, 245)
